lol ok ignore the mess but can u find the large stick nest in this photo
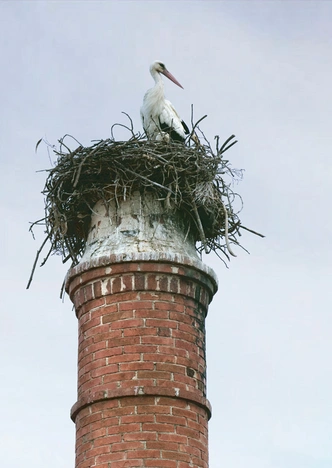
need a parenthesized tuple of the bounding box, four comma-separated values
(28, 114, 263, 289)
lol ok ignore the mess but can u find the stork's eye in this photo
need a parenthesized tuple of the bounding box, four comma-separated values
(158, 62, 165, 69)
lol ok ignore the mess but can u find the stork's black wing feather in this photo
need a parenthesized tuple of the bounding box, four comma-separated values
(158, 121, 184, 142)
(181, 120, 190, 135)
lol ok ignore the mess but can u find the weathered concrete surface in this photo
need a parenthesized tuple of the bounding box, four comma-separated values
(81, 191, 198, 262)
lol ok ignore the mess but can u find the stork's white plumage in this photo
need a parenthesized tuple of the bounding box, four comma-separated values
(140, 61, 189, 142)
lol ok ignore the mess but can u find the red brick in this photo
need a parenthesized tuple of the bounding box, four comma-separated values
(112, 276, 122, 294)
(76, 440, 92, 454)
(78, 352, 93, 367)
(137, 405, 171, 415)
(103, 371, 136, 383)
(172, 407, 198, 421)
(86, 427, 107, 440)
(137, 370, 171, 380)
(155, 397, 186, 407)
(90, 304, 117, 320)
(120, 379, 154, 388)
(146, 274, 158, 290)
(158, 276, 169, 291)
(96, 451, 126, 463)
(180, 443, 201, 458)
(187, 418, 204, 432)
(93, 281, 102, 299)
(155, 414, 187, 426)
(107, 336, 140, 348)
(159, 346, 187, 358)
(76, 423, 91, 439)
(77, 411, 101, 427)
(119, 300, 153, 311)
(100, 402, 121, 416)
(124, 344, 157, 354)
(188, 437, 207, 452)
(145, 460, 177, 468)
(154, 301, 173, 311)
(80, 341, 106, 356)
(134, 274, 145, 290)
(162, 450, 191, 462)
(142, 423, 175, 433)
(94, 346, 122, 360)
(111, 318, 144, 329)
(178, 463, 206, 468)
(169, 311, 191, 323)
(172, 329, 197, 343)
(155, 363, 184, 374)
(143, 353, 176, 363)
(96, 416, 120, 435)
(84, 446, 110, 459)
(121, 274, 133, 291)
(176, 355, 195, 367)
(146, 440, 178, 451)
(78, 309, 90, 325)
(111, 262, 139, 274)
(158, 433, 188, 444)
(89, 465, 112, 468)
(192, 457, 207, 467)
(121, 414, 154, 424)
(175, 339, 198, 354)
(77, 457, 95, 468)
(173, 373, 198, 386)
(108, 353, 141, 364)
(79, 379, 117, 396)
(127, 449, 161, 458)
(93, 434, 122, 447)
(118, 422, 142, 433)
(106, 291, 138, 303)
(83, 284, 94, 302)
(135, 308, 168, 319)
(158, 327, 171, 337)
(111, 441, 145, 452)
(145, 318, 178, 329)
(102, 309, 133, 323)
(119, 362, 154, 372)
(141, 336, 174, 346)
(169, 277, 179, 293)
(176, 425, 200, 439)
(90, 330, 112, 343)
(120, 396, 155, 406)
(104, 406, 136, 417)
(123, 431, 157, 441)
(109, 461, 144, 468)
(123, 327, 157, 337)
(80, 267, 106, 283)
(138, 291, 159, 300)
(140, 264, 158, 273)
(90, 364, 119, 378)
(84, 324, 111, 339)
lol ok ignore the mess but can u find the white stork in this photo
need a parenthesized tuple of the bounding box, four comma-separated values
(140, 61, 189, 142)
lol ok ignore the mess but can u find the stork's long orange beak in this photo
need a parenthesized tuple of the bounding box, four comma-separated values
(161, 69, 184, 89)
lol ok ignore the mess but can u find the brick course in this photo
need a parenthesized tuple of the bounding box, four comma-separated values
(67, 256, 217, 468)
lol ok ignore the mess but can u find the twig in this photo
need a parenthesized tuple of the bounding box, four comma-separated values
(26, 233, 51, 289)
(239, 224, 265, 238)
(221, 200, 237, 257)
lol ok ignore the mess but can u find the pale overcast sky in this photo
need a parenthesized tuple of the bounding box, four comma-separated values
(1, 1, 331, 467)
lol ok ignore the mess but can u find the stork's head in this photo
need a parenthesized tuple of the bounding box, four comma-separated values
(150, 61, 184, 89)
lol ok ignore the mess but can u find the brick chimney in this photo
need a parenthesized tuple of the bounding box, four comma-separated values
(66, 191, 218, 468)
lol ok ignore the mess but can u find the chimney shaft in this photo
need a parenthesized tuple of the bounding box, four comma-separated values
(66, 191, 217, 468)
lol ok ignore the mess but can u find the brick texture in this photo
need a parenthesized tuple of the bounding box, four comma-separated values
(67, 258, 217, 468)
